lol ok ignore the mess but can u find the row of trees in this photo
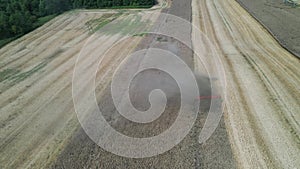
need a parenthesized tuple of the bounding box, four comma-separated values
(0, 0, 155, 40)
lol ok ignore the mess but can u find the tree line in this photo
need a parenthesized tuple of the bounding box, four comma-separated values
(0, 0, 155, 41)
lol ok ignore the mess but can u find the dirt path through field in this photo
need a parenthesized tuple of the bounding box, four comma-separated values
(192, 0, 300, 168)
(51, 0, 235, 168)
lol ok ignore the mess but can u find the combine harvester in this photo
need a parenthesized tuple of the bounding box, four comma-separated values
(283, 0, 299, 7)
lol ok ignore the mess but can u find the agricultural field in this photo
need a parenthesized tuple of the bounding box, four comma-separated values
(237, 0, 300, 57)
(0, 0, 299, 168)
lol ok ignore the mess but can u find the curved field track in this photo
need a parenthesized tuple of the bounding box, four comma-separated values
(192, 0, 300, 168)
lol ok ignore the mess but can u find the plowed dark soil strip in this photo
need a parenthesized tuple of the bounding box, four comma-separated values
(51, 0, 236, 168)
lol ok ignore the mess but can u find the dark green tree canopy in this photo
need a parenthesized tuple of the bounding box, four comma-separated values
(0, 0, 155, 40)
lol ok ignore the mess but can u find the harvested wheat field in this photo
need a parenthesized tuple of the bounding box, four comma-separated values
(0, 0, 299, 168)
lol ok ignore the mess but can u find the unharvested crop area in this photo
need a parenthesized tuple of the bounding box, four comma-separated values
(0, 0, 299, 168)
